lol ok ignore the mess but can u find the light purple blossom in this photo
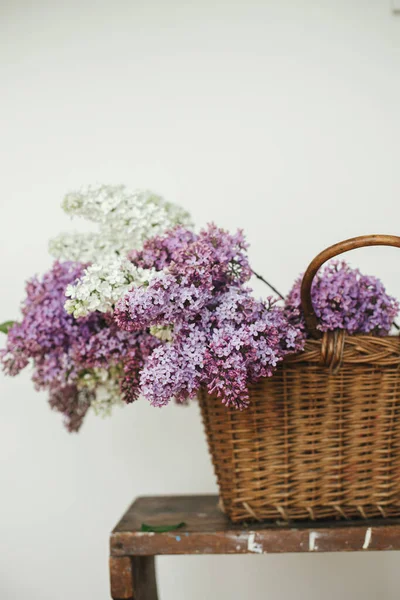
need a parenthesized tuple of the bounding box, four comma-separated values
(139, 287, 304, 408)
(285, 260, 399, 335)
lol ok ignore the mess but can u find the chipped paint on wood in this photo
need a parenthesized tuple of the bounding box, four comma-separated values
(247, 532, 263, 554)
(309, 531, 320, 551)
(363, 528, 372, 550)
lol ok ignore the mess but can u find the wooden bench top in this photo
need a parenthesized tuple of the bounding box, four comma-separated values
(110, 494, 400, 556)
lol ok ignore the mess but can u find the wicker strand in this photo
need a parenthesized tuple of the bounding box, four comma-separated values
(320, 331, 346, 372)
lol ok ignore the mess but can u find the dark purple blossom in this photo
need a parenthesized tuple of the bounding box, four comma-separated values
(129, 226, 197, 271)
(48, 384, 93, 433)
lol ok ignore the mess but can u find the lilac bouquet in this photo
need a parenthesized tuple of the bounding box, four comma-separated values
(1, 185, 398, 431)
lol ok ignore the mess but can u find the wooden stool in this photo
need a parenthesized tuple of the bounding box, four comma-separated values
(109, 495, 400, 599)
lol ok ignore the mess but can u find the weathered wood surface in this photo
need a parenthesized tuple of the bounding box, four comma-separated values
(110, 495, 400, 556)
(109, 557, 134, 599)
(109, 556, 158, 600)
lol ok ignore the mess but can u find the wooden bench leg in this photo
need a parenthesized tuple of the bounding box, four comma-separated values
(110, 556, 158, 600)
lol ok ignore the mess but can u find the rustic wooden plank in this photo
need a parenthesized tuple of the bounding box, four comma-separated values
(110, 495, 400, 556)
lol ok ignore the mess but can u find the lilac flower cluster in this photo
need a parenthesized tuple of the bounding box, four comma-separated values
(1, 261, 89, 382)
(129, 226, 197, 271)
(285, 260, 399, 335)
(117, 224, 252, 330)
(0, 261, 156, 431)
(116, 225, 304, 408)
(139, 288, 304, 408)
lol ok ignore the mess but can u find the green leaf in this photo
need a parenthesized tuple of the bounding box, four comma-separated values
(140, 522, 186, 533)
(0, 321, 16, 334)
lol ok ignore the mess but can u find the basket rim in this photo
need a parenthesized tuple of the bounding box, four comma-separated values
(286, 333, 400, 366)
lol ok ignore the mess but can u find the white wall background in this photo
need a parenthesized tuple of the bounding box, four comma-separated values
(1, 1, 400, 598)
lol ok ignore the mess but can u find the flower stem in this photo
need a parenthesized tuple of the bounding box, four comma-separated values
(251, 270, 284, 300)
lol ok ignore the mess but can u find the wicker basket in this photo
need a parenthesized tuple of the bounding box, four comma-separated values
(199, 235, 400, 522)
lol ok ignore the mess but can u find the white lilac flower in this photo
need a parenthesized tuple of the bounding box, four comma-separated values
(50, 184, 193, 262)
(48, 232, 113, 263)
(62, 185, 125, 223)
(77, 367, 123, 416)
(65, 256, 154, 318)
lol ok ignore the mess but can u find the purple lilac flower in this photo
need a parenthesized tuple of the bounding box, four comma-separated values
(0, 261, 156, 430)
(48, 385, 93, 433)
(131, 223, 252, 285)
(285, 260, 399, 336)
(117, 225, 304, 408)
(115, 271, 211, 331)
(140, 321, 208, 406)
(72, 316, 159, 404)
(116, 224, 252, 331)
(73, 316, 137, 369)
(129, 226, 197, 271)
(139, 287, 305, 408)
(1, 261, 90, 379)
(119, 333, 160, 404)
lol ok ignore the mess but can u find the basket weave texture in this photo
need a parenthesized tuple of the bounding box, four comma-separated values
(200, 335, 400, 522)
(200, 235, 400, 523)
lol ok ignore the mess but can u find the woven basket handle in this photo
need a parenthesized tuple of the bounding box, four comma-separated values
(300, 234, 400, 339)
